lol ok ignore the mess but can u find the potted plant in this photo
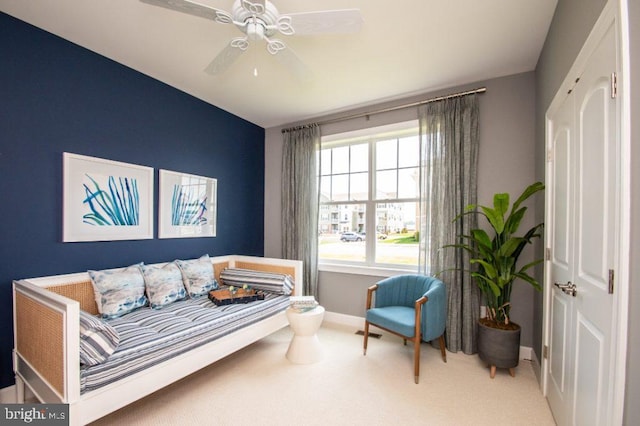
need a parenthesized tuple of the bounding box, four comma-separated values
(447, 181, 545, 378)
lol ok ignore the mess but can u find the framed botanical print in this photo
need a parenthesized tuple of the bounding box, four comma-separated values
(158, 169, 217, 239)
(63, 153, 154, 242)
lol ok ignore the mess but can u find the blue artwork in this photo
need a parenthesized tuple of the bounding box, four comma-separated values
(171, 184, 208, 226)
(82, 174, 140, 226)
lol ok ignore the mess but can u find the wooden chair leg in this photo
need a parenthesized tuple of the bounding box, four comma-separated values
(490, 365, 497, 379)
(509, 368, 516, 377)
(414, 338, 420, 384)
(363, 321, 370, 355)
(439, 335, 447, 363)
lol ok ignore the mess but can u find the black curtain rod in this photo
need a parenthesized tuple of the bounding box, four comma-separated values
(282, 87, 486, 133)
(281, 123, 319, 134)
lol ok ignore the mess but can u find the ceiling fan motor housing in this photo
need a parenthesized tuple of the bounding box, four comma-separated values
(246, 20, 266, 40)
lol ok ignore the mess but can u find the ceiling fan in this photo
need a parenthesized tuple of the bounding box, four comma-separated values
(141, 0, 363, 80)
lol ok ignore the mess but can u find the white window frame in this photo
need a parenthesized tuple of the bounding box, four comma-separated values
(318, 120, 421, 276)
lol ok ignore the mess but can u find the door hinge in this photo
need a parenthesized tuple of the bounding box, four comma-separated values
(611, 72, 618, 99)
(609, 269, 615, 294)
(543, 345, 549, 359)
(546, 248, 551, 261)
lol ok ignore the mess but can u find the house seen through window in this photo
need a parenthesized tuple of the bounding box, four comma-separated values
(318, 120, 420, 269)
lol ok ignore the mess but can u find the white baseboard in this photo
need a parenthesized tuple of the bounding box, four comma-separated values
(0, 384, 16, 403)
(323, 311, 365, 329)
(520, 345, 533, 361)
(323, 310, 533, 361)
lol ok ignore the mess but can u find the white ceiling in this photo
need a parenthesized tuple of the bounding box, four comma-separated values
(0, 0, 557, 128)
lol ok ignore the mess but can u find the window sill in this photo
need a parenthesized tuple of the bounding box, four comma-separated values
(318, 262, 419, 278)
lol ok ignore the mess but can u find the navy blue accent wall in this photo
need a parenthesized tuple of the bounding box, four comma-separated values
(0, 13, 265, 388)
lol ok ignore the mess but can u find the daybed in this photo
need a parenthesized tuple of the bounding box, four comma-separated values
(12, 254, 302, 425)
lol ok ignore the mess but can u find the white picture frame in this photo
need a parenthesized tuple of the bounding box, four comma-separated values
(63, 152, 154, 242)
(158, 169, 217, 239)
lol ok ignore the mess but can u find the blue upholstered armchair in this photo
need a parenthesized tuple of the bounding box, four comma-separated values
(363, 274, 447, 383)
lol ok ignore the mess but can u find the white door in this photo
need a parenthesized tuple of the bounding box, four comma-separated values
(545, 15, 619, 426)
(546, 88, 575, 426)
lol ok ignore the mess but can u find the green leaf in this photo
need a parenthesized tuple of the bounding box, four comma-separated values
(470, 229, 492, 250)
(471, 259, 497, 278)
(511, 181, 545, 213)
(518, 258, 544, 273)
(452, 205, 481, 223)
(523, 222, 545, 240)
(498, 237, 525, 258)
(442, 243, 474, 255)
(514, 271, 542, 291)
(493, 193, 509, 218)
(434, 266, 474, 277)
(472, 273, 501, 297)
(504, 206, 526, 235)
(512, 223, 545, 259)
(480, 206, 505, 234)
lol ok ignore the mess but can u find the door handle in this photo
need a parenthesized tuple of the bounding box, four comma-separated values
(554, 281, 577, 297)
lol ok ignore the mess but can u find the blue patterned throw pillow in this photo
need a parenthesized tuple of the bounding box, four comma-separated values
(175, 254, 218, 298)
(88, 263, 148, 319)
(141, 262, 187, 309)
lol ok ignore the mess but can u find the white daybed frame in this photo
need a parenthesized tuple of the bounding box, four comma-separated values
(12, 255, 302, 425)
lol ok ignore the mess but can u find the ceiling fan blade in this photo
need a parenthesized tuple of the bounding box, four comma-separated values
(140, 0, 231, 23)
(240, 0, 266, 15)
(271, 45, 313, 83)
(286, 9, 363, 35)
(204, 41, 247, 75)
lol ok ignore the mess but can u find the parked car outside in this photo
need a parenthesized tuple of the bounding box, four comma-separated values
(360, 231, 388, 240)
(340, 231, 365, 242)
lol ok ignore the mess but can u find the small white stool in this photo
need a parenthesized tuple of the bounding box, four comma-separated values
(286, 305, 325, 364)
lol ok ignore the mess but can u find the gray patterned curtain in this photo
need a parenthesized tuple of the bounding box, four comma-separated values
(281, 125, 320, 299)
(418, 94, 480, 354)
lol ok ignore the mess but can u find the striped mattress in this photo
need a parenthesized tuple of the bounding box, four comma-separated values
(80, 293, 289, 394)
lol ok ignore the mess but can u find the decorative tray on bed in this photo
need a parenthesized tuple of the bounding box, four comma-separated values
(208, 287, 265, 306)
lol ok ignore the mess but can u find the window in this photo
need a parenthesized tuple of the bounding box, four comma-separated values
(318, 121, 420, 269)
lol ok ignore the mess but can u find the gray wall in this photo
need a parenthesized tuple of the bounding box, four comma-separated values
(265, 71, 540, 348)
(535, 0, 638, 422)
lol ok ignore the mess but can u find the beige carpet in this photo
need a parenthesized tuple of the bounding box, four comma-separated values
(90, 323, 556, 426)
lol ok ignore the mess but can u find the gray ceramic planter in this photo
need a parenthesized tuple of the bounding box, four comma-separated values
(477, 321, 521, 378)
